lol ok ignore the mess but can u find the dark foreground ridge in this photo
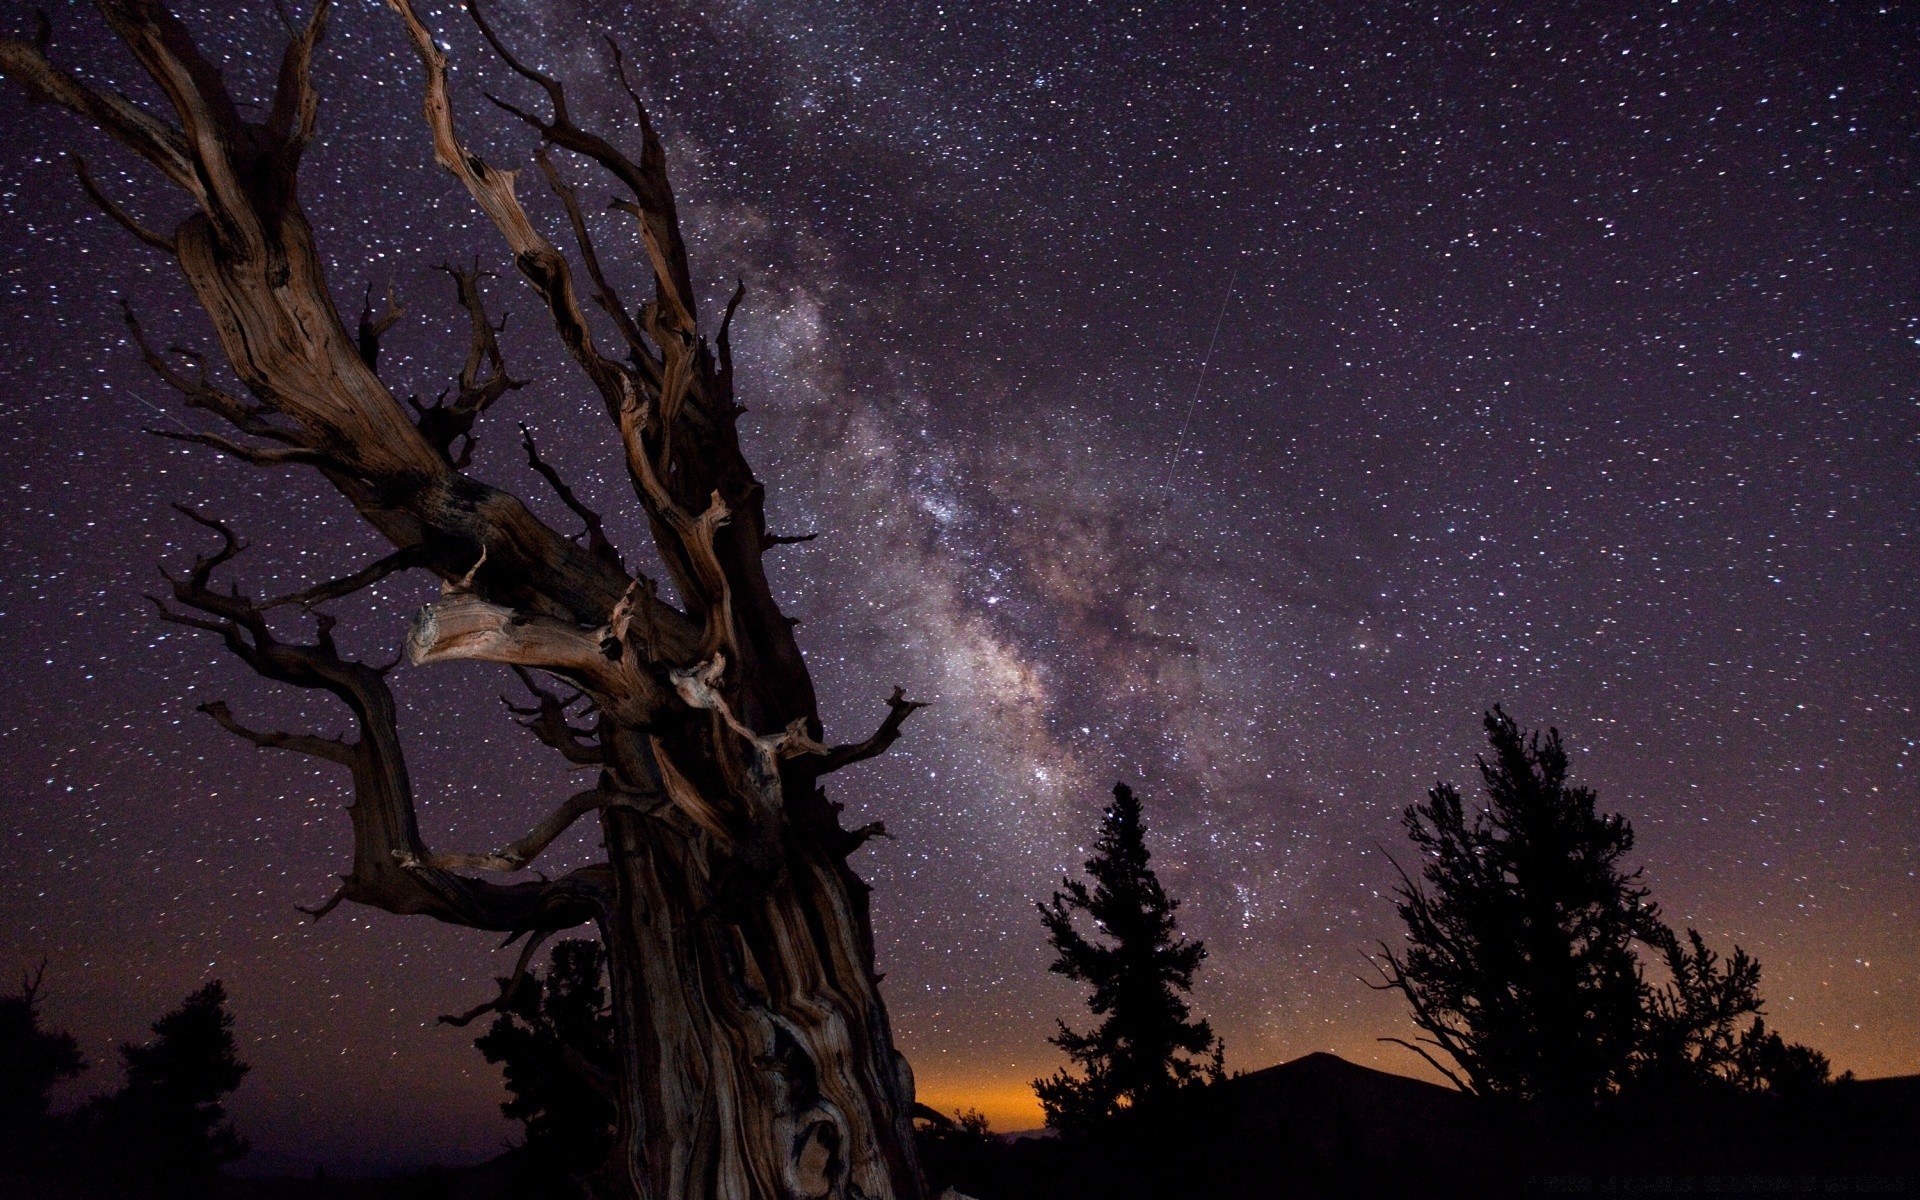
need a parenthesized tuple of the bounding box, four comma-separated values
(5, 1052, 1915, 1198)
(925, 1052, 1920, 1200)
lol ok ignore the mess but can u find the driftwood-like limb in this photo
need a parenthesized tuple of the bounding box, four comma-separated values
(404, 786, 618, 873)
(812, 688, 928, 777)
(408, 592, 627, 695)
(521, 423, 621, 570)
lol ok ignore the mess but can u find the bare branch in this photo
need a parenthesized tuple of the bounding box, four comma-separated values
(716, 278, 745, 393)
(438, 928, 555, 1027)
(263, 544, 429, 611)
(504, 665, 605, 766)
(147, 426, 336, 467)
(1377, 1036, 1474, 1094)
(262, 0, 330, 167)
(356, 281, 404, 370)
(465, 2, 696, 330)
(0, 23, 200, 196)
(198, 699, 354, 765)
(841, 821, 893, 855)
(763, 531, 818, 549)
(403, 262, 522, 467)
(385, 0, 630, 407)
(71, 155, 175, 252)
(295, 880, 348, 921)
(403, 787, 618, 873)
(120, 303, 305, 443)
(158, 521, 610, 934)
(521, 422, 621, 571)
(813, 688, 928, 776)
(531, 140, 650, 366)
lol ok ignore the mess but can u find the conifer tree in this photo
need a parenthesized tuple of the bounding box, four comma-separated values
(0, 964, 86, 1163)
(1373, 708, 1833, 1106)
(473, 939, 620, 1195)
(1636, 927, 1832, 1095)
(82, 980, 249, 1192)
(1034, 783, 1222, 1132)
(1371, 709, 1657, 1106)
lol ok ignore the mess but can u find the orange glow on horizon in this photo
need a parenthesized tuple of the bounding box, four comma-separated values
(913, 1075, 1047, 1133)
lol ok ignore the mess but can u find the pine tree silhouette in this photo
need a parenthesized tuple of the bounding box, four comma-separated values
(83, 980, 249, 1193)
(1373, 708, 1834, 1108)
(0, 963, 86, 1164)
(1034, 783, 1222, 1133)
(1637, 926, 1832, 1095)
(1371, 708, 1658, 1106)
(474, 939, 620, 1195)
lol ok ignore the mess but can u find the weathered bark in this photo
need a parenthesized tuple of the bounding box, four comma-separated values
(0, 3, 927, 1196)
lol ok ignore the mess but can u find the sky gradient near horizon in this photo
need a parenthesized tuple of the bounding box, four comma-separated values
(0, 0, 1915, 1176)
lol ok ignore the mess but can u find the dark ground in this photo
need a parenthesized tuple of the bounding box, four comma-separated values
(7, 1054, 1916, 1199)
(926, 1053, 1920, 1200)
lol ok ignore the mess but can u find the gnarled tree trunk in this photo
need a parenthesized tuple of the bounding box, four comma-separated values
(0, 3, 928, 1196)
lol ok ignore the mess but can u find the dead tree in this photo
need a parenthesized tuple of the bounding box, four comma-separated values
(0, 3, 929, 1196)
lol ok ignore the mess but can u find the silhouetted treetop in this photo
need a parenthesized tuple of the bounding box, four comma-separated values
(1035, 783, 1222, 1133)
(1373, 707, 1831, 1107)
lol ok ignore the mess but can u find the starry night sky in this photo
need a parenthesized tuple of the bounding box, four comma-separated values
(1, 0, 1915, 1178)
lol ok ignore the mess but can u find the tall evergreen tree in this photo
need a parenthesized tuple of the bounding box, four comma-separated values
(82, 980, 249, 1192)
(1371, 709, 1658, 1106)
(474, 939, 620, 1195)
(1034, 783, 1222, 1132)
(1374, 708, 1832, 1106)
(0, 964, 86, 1163)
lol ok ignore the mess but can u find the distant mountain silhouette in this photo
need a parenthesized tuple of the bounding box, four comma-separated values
(1205, 1052, 1501, 1178)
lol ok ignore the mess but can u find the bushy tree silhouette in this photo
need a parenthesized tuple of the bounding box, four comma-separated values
(1034, 783, 1222, 1132)
(474, 939, 619, 1195)
(81, 980, 248, 1193)
(1638, 927, 1831, 1095)
(0, 964, 86, 1163)
(1374, 708, 1831, 1107)
(1372, 708, 1662, 1105)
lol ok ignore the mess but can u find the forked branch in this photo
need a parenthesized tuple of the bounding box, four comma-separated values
(155, 517, 608, 933)
(813, 688, 929, 777)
